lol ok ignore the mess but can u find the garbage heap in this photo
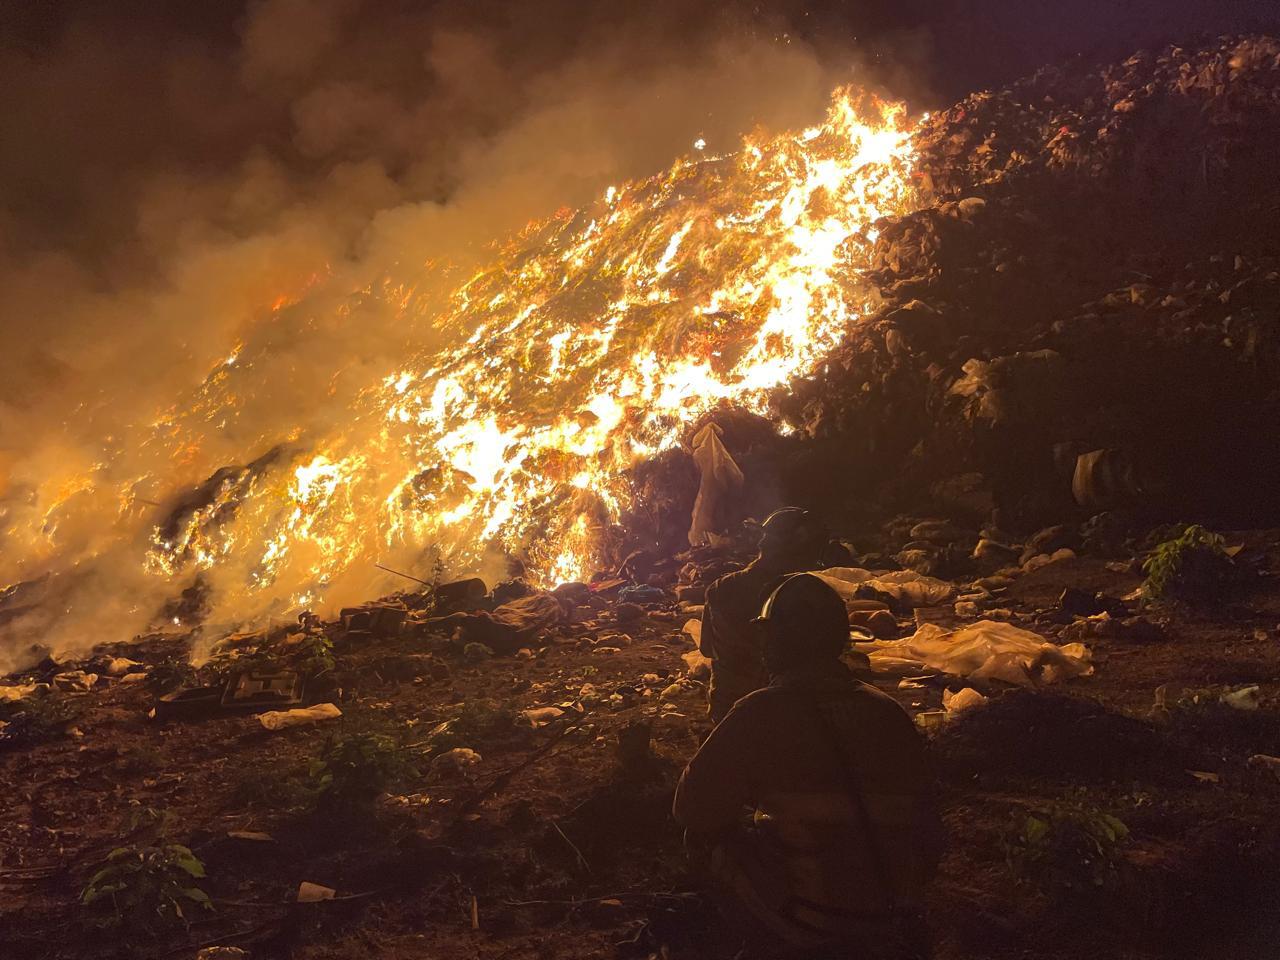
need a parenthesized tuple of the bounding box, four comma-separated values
(764, 36, 1280, 533)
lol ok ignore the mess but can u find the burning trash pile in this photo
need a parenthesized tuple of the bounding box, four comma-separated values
(4, 36, 1280, 668)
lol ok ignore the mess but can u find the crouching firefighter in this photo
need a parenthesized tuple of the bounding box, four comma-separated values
(673, 574, 943, 957)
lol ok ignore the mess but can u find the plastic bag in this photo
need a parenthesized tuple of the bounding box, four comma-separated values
(816, 567, 956, 606)
(688, 423, 744, 546)
(853, 620, 1092, 686)
(259, 702, 342, 730)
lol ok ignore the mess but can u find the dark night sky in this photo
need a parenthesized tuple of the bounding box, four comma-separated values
(5, 0, 1279, 97)
(2, 0, 1277, 267)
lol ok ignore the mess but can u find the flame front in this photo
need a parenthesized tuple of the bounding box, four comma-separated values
(14, 88, 922, 636)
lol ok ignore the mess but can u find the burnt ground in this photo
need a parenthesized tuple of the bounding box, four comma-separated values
(3, 533, 1280, 960)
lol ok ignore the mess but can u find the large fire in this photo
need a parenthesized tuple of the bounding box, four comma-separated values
(14, 88, 922, 638)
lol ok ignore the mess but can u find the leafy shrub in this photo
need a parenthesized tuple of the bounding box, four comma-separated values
(1142, 524, 1235, 603)
(1004, 796, 1131, 892)
(309, 731, 408, 808)
(0, 695, 82, 750)
(295, 632, 336, 676)
(427, 699, 517, 753)
(81, 843, 211, 927)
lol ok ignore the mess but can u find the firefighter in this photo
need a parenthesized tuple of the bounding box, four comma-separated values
(674, 573, 943, 956)
(699, 507, 828, 723)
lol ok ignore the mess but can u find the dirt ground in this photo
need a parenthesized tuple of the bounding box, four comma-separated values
(3, 535, 1280, 960)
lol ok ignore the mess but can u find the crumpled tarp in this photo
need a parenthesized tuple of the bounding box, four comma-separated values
(815, 567, 957, 607)
(688, 423, 744, 546)
(853, 619, 1092, 686)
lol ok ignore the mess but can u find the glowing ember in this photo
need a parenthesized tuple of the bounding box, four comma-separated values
(20, 87, 922, 631)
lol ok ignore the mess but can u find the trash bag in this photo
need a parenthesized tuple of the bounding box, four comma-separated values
(687, 423, 745, 546)
(853, 620, 1092, 686)
(815, 567, 957, 607)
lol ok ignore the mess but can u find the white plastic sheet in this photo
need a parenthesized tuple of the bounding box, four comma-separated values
(852, 619, 1092, 686)
(688, 423, 745, 546)
(815, 567, 956, 607)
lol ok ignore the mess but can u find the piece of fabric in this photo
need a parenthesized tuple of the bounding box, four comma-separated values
(816, 567, 956, 607)
(673, 662, 942, 948)
(852, 619, 1092, 685)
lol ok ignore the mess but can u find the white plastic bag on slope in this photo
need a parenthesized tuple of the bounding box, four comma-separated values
(688, 423, 745, 546)
(852, 620, 1092, 686)
(816, 567, 956, 607)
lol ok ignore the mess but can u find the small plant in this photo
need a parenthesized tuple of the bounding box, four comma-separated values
(309, 731, 408, 809)
(81, 842, 211, 927)
(427, 699, 517, 753)
(1004, 796, 1130, 892)
(296, 632, 336, 676)
(0, 695, 82, 750)
(1142, 524, 1235, 604)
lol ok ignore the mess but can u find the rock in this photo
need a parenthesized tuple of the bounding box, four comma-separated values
(909, 520, 975, 545)
(676, 584, 706, 603)
(1020, 524, 1078, 565)
(431, 747, 482, 772)
(850, 608, 898, 638)
(434, 578, 488, 607)
(1022, 548, 1075, 573)
(613, 602, 644, 623)
(616, 719, 654, 775)
(972, 538, 1020, 566)
(1247, 754, 1280, 780)
(1221, 686, 1260, 711)
(463, 642, 494, 661)
(296, 882, 336, 903)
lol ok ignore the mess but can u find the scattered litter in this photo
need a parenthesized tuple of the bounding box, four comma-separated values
(104, 657, 143, 676)
(618, 584, 667, 605)
(227, 831, 274, 842)
(52, 671, 98, 692)
(942, 687, 989, 714)
(522, 707, 565, 727)
(223, 671, 304, 711)
(259, 703, 342, 730)
(1221, 686, 1260, 711)
(681, 648, 712, 681)
(0, 683, 47, 702)
(853, 619, 1092, 685)
(1187, 770, 1221, 783)
(297, 882, 336, 903)
(1247, 754, 1280, 780)
(196, 949, 248, 960)
(817, 567, 956, 607)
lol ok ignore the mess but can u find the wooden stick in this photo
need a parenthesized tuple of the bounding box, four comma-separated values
(374, 563, 433, 587)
